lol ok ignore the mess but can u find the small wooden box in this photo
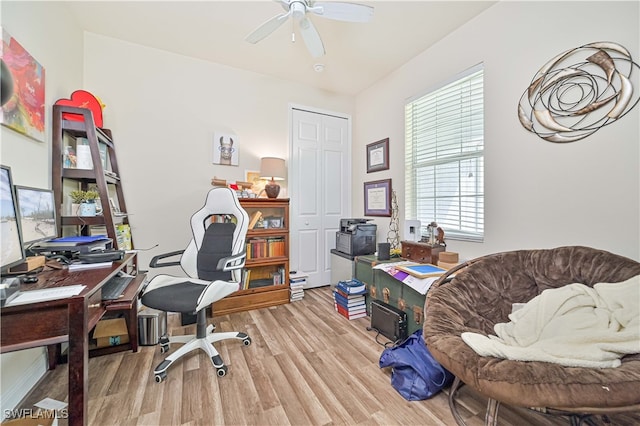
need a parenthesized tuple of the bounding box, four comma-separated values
(8, 256, 46, 273)
(400, 241, 444, 264)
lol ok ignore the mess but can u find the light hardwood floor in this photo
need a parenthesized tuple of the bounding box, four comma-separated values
(18, 287, 640, 425)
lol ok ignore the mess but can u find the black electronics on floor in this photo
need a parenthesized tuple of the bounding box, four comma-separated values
(370, 299, 408, 342)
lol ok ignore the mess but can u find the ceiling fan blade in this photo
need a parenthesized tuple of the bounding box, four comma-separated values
(311, 2, 374, 23)
(298, 17, 325, 58)
(245, 12, 291, 44)
(274, 0, 291, 12)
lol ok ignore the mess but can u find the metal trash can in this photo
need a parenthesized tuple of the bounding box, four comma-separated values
(138, 307, 167, 346)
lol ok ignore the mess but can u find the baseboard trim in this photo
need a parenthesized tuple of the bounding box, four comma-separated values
(0, 349, 47, 419)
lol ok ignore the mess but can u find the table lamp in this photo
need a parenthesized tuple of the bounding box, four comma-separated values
(260, 157, 286, 198)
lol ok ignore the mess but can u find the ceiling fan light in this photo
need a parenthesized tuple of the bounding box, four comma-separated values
(245, 0, 373, 58)
(290, 1, 306, 20)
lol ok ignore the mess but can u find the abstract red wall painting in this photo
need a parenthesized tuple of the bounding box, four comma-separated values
(1, 28, 46, 142)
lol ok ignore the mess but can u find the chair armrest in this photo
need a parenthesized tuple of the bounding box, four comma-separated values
(216, 250, 247, 272)
(149, 250, 184, 268)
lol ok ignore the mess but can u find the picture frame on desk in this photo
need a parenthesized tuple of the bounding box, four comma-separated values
(364, 179, 392, 217)
(264, 216, 283, 229)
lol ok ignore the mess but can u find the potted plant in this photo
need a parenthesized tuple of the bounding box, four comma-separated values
(69, 189, 101, 216)
(84, 190, 100, 203)
(69, 189, 87, 204)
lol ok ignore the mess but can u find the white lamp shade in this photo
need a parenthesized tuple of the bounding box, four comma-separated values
(259, 157, 286, 181)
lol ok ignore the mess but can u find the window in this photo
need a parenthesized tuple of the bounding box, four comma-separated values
(405, 65, 484, 242)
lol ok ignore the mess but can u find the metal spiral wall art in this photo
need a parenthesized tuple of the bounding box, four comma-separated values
(387, 190, 400, 250)
(518, 41, 640, 143)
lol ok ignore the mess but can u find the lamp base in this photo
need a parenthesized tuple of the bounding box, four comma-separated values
(265, 183, 280, 198)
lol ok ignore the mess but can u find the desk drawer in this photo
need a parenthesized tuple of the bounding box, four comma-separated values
(400, 241, 444, 264)
(1, 302, 69, 351)
(87, 290, 104, 330)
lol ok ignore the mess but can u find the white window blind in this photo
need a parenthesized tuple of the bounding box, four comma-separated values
(405, 65, 484, 242)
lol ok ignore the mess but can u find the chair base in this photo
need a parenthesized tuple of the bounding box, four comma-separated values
(447, 376, 634, 426)
(153, 310, 251, 382)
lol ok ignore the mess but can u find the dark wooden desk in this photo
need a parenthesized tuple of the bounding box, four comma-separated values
(0, 253, 145, 426)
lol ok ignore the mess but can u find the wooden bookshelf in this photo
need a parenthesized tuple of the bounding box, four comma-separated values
(211, 198, 290, 316)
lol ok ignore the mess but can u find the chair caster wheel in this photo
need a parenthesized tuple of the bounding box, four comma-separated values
(160, 344, 169, 354)
(243, 337, 252, 346)
(217, 365, 227, 377)
(155, 372, 167, 383)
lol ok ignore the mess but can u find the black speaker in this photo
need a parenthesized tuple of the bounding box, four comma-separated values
(378, 242, 390, 260)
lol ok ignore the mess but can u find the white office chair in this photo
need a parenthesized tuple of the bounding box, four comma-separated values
(141, 187, 251, 382)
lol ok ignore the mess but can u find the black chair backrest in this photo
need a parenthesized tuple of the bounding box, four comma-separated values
(197, 221, 236, 281)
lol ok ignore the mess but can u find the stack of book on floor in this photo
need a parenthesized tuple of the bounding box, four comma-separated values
(333, 279, 367, 320)
(289, 273, 307, 302)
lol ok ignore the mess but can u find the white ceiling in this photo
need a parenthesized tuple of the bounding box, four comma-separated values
(65, 1, 496, 96)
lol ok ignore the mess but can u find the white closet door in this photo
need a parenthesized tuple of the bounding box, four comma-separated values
(289, 106, 351, 288)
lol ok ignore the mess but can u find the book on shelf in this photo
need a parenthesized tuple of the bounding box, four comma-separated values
(89, 226, 108, 236)
(248, 278, 272, 289)
(116, 224, 132, 250)
(335, 278, 366, 295)
(246, 237, 285, 259)
(248, 211, 262, 229)
(241, 269, 251, 290)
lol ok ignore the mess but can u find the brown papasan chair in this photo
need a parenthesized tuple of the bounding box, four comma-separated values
(423, 246, 640, 425)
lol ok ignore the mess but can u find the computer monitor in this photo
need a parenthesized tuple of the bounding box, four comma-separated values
(15, 185, 57, 246)
(0, 165, 26, 275)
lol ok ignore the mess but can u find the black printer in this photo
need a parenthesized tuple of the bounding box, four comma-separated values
(336, 218, 376, 256)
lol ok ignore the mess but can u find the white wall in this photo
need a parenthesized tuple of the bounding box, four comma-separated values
(0, 1, 84, 415)
(353, 1, 640, 261)
(82, 34, 355, 271)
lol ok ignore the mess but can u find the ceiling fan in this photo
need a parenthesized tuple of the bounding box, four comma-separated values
(245, 0, 374, 58)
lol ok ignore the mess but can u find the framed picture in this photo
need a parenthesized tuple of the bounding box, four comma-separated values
(1, 29, 46, 142)
(366, 138, 389, 173)
(364, 179, 392, 217)
(269, 217, 283, 228)
(263, 216, 283, 229)
(212, 132, 238, 166)
(246, 169, 266, 195)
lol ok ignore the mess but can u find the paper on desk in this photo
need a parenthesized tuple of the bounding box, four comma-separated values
(68, 261, 113, 271)
(5, 285, 85, 306)
(372, 261, 440, 295)
(35, 398, 68, 411)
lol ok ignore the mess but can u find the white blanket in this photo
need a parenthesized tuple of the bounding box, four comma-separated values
(461, 275, 640, 368)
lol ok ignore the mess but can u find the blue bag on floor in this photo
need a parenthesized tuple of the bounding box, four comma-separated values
(379, 329, 453, 401)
